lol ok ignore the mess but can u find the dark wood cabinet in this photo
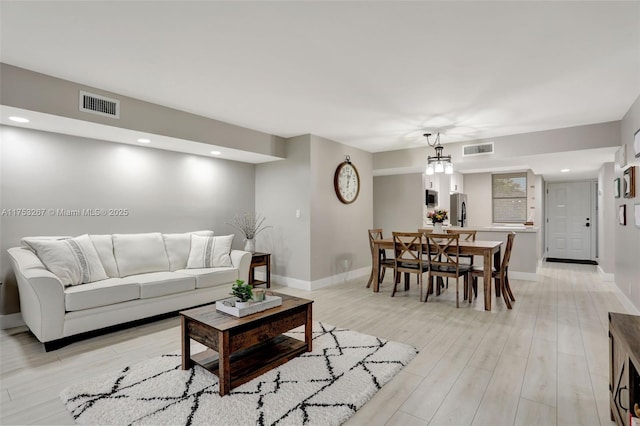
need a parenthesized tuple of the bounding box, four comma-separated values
(609, 312, 640, 426)
(249, 252, 271, 288)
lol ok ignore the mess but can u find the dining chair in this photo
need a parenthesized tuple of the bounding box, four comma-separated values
(445, 229, 476, 264)
(470, 231, 516, 309)
(424, 233, 473, 308)
(444, 229, 477, 296)
(367, 229, 395, 288)
(391, 232, 429, 301)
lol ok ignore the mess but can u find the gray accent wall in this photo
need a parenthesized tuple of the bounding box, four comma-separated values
(617, 94, 640, 310)
(309, 135, 373, 281)
(373, 174, 423, 232)
(463, 173, 493, 226)
(1, 126, 255, 315)
(256, 134, 373, 285)
(255, 135, 312, 282)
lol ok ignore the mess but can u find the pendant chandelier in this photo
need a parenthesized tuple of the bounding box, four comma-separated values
(424, 132, 453, 175)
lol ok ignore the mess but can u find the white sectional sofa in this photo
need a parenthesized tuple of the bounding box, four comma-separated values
(7, 231, 252, 350)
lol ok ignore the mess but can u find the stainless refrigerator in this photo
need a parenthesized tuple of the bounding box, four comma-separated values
(450, 193, 468, 227)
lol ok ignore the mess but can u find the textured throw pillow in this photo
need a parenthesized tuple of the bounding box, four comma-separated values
(163, 230, 214, 271)
(186, 234, 233, 268)
(21, 234, 108, 286)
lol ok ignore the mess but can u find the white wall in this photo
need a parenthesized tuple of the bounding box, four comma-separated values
(535, 175, 546, 259)
(0, 126, 255, 314)
(597, 162, 616, 276)
(616, 94, 640, 310)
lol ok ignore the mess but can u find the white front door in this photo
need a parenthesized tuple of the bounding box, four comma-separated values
(546, 181, 593, 260)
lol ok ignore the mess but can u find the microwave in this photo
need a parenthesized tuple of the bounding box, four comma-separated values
(425, 190, 438, 207)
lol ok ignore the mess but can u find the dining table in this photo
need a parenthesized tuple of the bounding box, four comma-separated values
(371, 238, 504, 311)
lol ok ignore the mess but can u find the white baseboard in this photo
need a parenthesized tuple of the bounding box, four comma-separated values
(597, 266, 615, 282)
(272, 266, 370, 291)
(611, 282, 640, 315)
(0, 312, 25, 329)
(271, 274, 312, 290)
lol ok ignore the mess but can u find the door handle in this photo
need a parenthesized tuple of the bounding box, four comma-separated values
(585, 223, 590, 227)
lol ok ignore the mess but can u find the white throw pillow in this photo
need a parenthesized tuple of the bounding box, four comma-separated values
(163, 230, 214, 271)
(113, 233, 170, 277)
(89, 234, 119, 277)
(21, 234, 108, 286)
(186, 234, 233, 269)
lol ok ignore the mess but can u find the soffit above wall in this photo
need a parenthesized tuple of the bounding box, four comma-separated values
(0, 64, 286, 164)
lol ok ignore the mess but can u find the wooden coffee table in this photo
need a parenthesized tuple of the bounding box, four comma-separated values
(180, 292, 313, 396)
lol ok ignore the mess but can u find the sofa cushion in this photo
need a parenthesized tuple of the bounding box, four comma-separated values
(186, 234, 233, 269)
(64, 278, 139, 311)
(163, 230, 214, 271)
(124, 272, 196, 299)
(89, 234, 119, 277)
(175, 267, 238, 289)
(22, 234, 108, 286)
(113, 233, 170, 277)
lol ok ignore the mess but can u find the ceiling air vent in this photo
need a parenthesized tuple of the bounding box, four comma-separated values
(79, 91, 120, 118)
(462, 142, 494, 157)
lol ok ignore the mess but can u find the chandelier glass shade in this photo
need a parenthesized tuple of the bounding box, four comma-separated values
(424, 133, 453, 175)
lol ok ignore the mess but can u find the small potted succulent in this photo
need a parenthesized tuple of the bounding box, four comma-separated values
(231, 280, 253, 308)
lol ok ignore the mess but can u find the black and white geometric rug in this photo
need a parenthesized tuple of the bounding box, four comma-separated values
(60, 322, 417, 425)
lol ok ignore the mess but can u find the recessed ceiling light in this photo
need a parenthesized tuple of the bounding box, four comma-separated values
(210, 151, 221, 155)
(561, 169, 570, 173)
(9, 116, 29, 123)
(137, 138, 151, 144)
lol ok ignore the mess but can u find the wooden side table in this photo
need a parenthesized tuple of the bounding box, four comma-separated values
(249, 252, 271, 288)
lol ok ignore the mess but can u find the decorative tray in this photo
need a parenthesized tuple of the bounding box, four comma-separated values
(216, 295, 282, 317)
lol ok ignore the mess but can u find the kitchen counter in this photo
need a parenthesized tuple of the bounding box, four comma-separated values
(422, 225, 539, 233)
(420, 224, 542, 280)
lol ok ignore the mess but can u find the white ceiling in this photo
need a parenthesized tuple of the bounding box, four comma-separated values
(1, 1, 638, 178)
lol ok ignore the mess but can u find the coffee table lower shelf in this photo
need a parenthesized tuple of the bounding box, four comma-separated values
(190, 335, 308, 390)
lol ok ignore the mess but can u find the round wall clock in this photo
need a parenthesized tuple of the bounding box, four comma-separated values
(334, 156, 360, 204)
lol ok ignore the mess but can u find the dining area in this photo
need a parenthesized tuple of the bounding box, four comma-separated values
(366, 228, 517, 311)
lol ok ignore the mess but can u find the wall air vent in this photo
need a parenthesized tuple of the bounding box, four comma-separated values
(79, 91, 120, 118)
(462, 142, 494, 157)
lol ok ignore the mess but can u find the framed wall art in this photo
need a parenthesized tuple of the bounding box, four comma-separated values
(614, 178, 621, 198)
(619, 204, 626, 226)
(623, 166, 635, 198)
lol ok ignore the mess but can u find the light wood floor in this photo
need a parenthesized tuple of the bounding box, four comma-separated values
(0, 262, 634, 425)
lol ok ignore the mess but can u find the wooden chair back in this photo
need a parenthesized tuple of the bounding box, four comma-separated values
(418, 228, 433, 237)
(425, 233, 461, 276)
(392, 232, 425, 273)
(500, 232, 516, 274)
(368, 229, 384, 255)
(446, 229, 477, 241)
